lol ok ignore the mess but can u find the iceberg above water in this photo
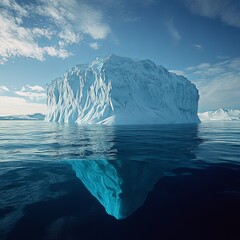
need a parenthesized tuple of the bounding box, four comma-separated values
(45, 54, 200, 124)
(198, 109, 240, 121)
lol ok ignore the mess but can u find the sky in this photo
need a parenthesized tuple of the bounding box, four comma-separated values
(0, 0, 240, 115)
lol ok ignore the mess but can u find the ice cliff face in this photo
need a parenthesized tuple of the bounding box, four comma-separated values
(46, 54, 200, 124)
(198, 109, 240, 121)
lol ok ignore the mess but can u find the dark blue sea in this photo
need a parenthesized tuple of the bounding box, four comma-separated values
(0, 121, 240, 240)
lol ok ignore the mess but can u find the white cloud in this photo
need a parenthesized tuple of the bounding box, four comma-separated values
(166, 19, 181, 42)
(25, 85, 45, 92)
(193, 44, 203, 50)
(31, 28, 54, 40)
(58, 30, 81, 46)
(169, 70, 186, 76)
(196, 73, 240, 111)
(0, 84, 47, 115)
(197, 63, 211, 69)
(89, 42, 100, 50)
(35, 0, 110, 40)
(185, 0, 240, 28)
(0, 0, 28, 17)
(0, 86, 9, 92)
(182, 58, 240, 111)
(0, 9, 70, 63)
(15, 85, 46, 101)
(15, 91, 46, 100)
(43, 47, 71, 59)
(0, 96, 47, 116)
(0, 0, 111, 63)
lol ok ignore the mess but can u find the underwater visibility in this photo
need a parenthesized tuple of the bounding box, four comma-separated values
(0, 121, 240, 239)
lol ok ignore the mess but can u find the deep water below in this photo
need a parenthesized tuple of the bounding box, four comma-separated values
(0, 121, 240, 240)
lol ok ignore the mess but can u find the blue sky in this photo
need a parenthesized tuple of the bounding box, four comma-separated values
(0, 0, 240, 114)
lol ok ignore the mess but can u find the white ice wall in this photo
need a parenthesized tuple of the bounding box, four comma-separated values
(46, 54, 200, 124)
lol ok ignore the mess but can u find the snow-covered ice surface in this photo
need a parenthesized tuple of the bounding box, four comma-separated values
(198, 109, 240, 121)
(0, 113, 45, 120)
(45, 54, 200, 124)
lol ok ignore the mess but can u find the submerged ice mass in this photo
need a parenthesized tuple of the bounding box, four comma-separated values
(69, 160, 162, 219)
(66, 124, 200, 220)
(45, 54, 200, 124)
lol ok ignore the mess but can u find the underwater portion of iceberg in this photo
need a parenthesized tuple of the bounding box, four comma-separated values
(69, 160, 163, 219)
(66, 124, 200, 219)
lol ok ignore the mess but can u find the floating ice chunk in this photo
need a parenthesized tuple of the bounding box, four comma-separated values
(198, 109, 240, 121)
(46, 54, 200, 124)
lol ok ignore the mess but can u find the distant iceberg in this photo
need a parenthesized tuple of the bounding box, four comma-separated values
(198, 109, 240, 121)
(45, 54, 200, 124)
(0, 113, 45, 120)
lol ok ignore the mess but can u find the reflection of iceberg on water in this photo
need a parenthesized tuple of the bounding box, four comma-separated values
(69, 159, 163, 219)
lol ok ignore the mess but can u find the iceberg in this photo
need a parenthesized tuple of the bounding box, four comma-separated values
(69, 159, 163, 220)
(0, 113, 45, 120)
(198, 109, 240, 121)
(45, 54, 200, 124)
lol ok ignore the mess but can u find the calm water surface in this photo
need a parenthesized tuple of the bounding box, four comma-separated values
(0, 121, 240, 240)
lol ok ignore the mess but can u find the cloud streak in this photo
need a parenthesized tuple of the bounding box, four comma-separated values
(185, 0, 240, 28)
(89, 42, 100, 50)
(0, 84, 47, 115)
(0, 0, 111, 63)
(0, 86, 9, 92)
(176, 58, 240, 111)
(193, 44, 203, 50)
(166, 19, 181, 42)
(15, 85, 46, 101)
(0, 96, 47, 115)
(23, 85, 45, 92)
(14, 91, 46, 101)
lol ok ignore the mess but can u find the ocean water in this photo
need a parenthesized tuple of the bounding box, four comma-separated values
(0, 121, 240, 240)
